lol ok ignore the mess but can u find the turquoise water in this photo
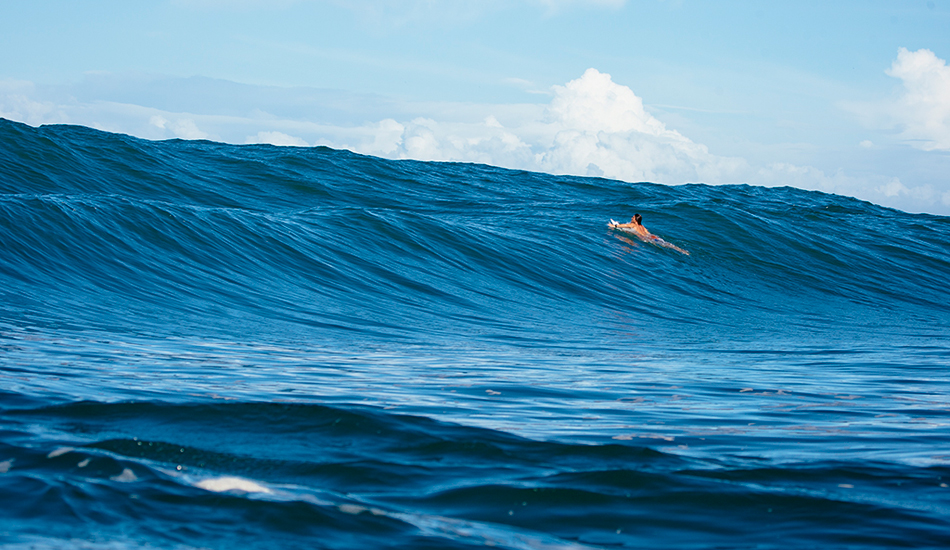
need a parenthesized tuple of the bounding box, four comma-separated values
(1, 118, 949, 549)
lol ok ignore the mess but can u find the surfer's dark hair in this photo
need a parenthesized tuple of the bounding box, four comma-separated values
(634, 214, 643, 225)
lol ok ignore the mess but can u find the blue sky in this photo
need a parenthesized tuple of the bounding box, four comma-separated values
(2, 0, 949, 214)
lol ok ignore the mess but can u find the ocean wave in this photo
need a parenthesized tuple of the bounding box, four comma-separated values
(3, 400, 949, 549)
(3, 118, 950, 549)
(2, 118, 947, 349)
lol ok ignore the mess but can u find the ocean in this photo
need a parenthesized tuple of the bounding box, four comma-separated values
(1, 117, 949, 549)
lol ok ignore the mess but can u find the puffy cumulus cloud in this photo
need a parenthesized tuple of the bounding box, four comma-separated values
(536, 69, 744, 182)
(546, 69, 671, 136)
(245, 131, 309, 146)
(884, 48, 950, 151)
(344, 69, 746, 184)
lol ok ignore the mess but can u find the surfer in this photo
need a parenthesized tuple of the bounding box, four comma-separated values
(611, 214, 653, 240)
(609, 214, 690, 255)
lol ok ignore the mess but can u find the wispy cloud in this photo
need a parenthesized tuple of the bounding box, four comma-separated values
(174, 0, 627, 22)
(528, 0, 626, 16)
(170, 0, 300, 10)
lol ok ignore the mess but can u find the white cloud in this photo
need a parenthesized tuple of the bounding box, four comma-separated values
(335, 69, 745, 184)
(879, 178, 907, 198)
(149, 115, 209, 140)
(0, 79, 70, 126)
(360, 118, 405, 154)
(546, 68, 671, 136)
(860, 48, 950, 151)
(536, 69, 744, 182)
(884, 48, 950, 151)
(875, 177, 936, 202)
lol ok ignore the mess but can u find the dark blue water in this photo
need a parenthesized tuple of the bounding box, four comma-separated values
(2, 117, 949, 549)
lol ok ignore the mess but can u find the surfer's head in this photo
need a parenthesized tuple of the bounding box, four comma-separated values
(633, 214, 643, 226)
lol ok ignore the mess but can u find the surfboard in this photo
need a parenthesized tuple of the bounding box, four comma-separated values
(608, 219, 646, 235)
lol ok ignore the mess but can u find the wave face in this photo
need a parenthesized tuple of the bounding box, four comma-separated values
(2, 118, 950, 549)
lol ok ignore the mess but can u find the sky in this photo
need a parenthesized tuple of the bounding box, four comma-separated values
(1, 0, 949, 215)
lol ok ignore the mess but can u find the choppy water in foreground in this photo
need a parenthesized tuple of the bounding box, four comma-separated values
(1, 118, 949, 549)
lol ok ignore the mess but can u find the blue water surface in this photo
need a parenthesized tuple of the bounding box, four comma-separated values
(1, 118, 949, 549)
